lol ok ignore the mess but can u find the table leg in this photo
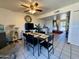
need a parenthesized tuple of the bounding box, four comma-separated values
(38, 38, 40, 56)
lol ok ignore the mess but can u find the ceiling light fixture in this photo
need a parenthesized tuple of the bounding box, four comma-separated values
(29, 10, 36, 14)
(21, 0, 43, 14)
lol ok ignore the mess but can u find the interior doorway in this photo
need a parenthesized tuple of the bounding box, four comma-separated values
(53, 11, 71, 42)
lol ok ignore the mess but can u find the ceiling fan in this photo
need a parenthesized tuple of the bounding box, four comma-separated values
(21, 0, 43, 14)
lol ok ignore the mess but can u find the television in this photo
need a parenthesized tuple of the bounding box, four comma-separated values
(25, 23, 34, 30)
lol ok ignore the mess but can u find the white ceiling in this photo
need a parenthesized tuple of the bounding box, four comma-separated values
(0, 0, 79, 15)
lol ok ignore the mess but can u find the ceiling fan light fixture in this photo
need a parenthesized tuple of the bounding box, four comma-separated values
(29, 10, 36, 14)
(21, 0, 43, 14)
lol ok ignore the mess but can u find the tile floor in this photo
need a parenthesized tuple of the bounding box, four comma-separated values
(0, 32, 79, 59)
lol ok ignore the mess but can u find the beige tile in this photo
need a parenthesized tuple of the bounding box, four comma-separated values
(72, 53, 79, 59)
(72, 50, 79, 56)
(54, 50, 61, 57)
(50, 55, 58, 59)
(62, 44, 70, 56)
(72, 44, 79, 52)
(60, 54, 70, 59)
(61, 51, 70, 57)
(38, 54, 47, 59)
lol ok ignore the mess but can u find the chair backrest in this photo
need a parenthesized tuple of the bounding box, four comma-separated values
(48, 34, 54, 42)
(39, 31, 45, 34)
(23, 33, 30, 40)
(27, 34, 34, 39)
(23, 33, 27, 37)
(23, 33, 34, 40)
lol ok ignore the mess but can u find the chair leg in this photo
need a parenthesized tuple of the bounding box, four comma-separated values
(39, 45, 42, 56)
(52, 43, 54, 54)
(24, 41, 26, 47)
(40, 46, 41, 53)
(24, 40, 27, 47)
(38, 44, 40, 56)
(11, 53, 17, 59)
(33, 47, 34, 56)
(48, 50, 50, 59)
(52, 47, 54, 54)
(14, 54, 17, 59)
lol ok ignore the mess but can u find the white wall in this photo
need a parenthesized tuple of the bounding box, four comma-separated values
(68, 9, 79, 46)
(37, 2, 79, 46)
(0, 8, 25, 31)
(0, 8, 44, 31)
(40, 16, 53, 32)
(32, 18, 45, 28)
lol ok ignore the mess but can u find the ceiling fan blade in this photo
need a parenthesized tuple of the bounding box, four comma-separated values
(36, 9, 43, 12)
(21, 4, 29, 8)
(24, 10, 29, 12)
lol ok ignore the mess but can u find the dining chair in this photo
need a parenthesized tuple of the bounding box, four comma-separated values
(23, 33, 38, 56)
(40, 34, 54, 59)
